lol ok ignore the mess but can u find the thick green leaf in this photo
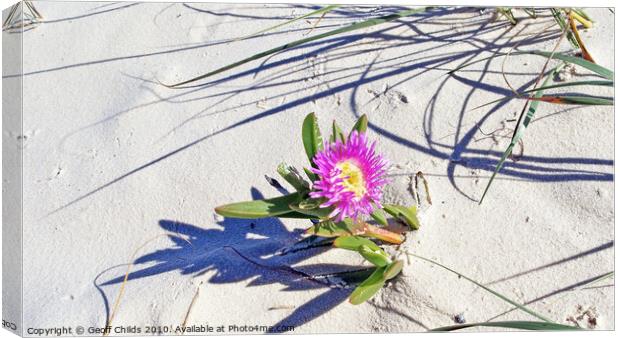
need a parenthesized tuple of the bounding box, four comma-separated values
(277, 162, 310, 192)
(302, 113, 323, 166)
(298, 197, 323, 209)
(358, 244, 392, 267)
(334, 235, 380, 251)
(330, 120, 346, 143)
(383, 204, 420, 230)
(304, 167, 317, 182)
(165, 7, 433, 88)
(350, 114, 368, 137)
(370, 209, 388, 226)
(383, 260, 404, 280)
(214, 193, 300, 218)
(431, 321, 580, 332)
(289, 199, 333, 219)
(306, 219, 362, 237)
(349, 266, 387, 305)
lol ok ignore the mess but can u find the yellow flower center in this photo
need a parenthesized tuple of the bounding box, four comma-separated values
(336, 160, 367, 198)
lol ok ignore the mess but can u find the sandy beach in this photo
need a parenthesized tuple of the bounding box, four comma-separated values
(3, 1, 614, 334)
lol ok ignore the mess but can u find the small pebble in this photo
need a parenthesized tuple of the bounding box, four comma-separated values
(454, 313, 466, 324)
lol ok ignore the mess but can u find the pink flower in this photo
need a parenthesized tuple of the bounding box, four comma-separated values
(309, 131, 389, 221)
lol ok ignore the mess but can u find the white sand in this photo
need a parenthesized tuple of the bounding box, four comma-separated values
(6, 2, 614, 334)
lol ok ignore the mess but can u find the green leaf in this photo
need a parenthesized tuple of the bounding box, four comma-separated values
(164, 7, 433, 88)
(358, 245, 392, 267)
(306, 219, 362, 237)
(214, 193, 300, 218)
(350, 114, 368, 137)
(334, 235, 380, 251)
(431, 321, 581, 332)
(302, 113, 323, 165)
(330, 120, 346, 143)
(349, 266, 387, 305)
(383, 204, 420, 230)
(383, 260, 404, 280)
(370, 209, 388, 226)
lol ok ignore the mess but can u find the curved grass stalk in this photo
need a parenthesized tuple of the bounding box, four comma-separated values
(234, 5, 341, 41)
(431, 321, 581, 331)
(570, 9, 593, 28)
(471, 80, 613, 110)
(163, 6, 433, 88)
(568, 13, 595, 63)
(405, 252, 554, 323)
(449, 50, 613, 80)
(477, 65, 560, 204)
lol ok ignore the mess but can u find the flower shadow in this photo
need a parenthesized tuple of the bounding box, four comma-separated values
(99, 187, 360, 330)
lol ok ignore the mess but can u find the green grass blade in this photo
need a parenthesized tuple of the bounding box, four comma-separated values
(531, 95, 613, 105)
(530, 51, 613, 79)
(431, 321, 580, 332)
(472, 80, 613, 110)
(551, 8, 579, 49)
(235, 5, 340, 41)
(407, 253, 553, 323)
(478, 66, 559, 204)
(165, 6, 433, 88)
(448, 51, 614, 80)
